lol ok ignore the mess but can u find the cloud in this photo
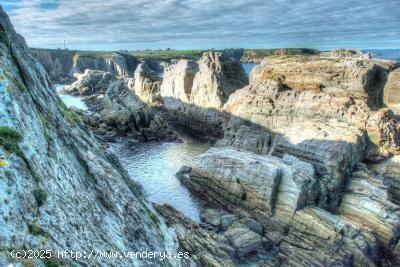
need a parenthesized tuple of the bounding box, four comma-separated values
(2, 0, 400, 50)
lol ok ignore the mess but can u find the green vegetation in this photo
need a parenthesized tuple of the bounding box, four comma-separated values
(3, 70, 28, 92)
(28, 221, 45, 236)
(59, 105, 82, 127)
(131, 49, 206, 61)
(33, 188, 48, 206)
(242, 48, 319, 60)
(0, 126, 23, 157)
(42, 257, 60, 267)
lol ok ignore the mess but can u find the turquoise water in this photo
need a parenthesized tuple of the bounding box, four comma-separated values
(55, 84, 88, 110)
(242, 62, 256, 76)
(108, 137, 210, 222)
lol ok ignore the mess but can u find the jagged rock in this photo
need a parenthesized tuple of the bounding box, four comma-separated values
(126, 63, 162, 105)
(160, 51, 248, 138)
(61, 69, 116, 95)
(0, 7, 177, 266)
(384, 67, 400, 114)
(336, 163, 400, 247)
(239, 217, 264, 235)
(200, 208, 222, 227)
(369, 155, 400, 205)
(221, 76, 399, 209)
(73, 52, 139, 77)
(190, 51, 248, 109)
(221, 214, 238, 231)
(161, 59, 198, 109)
(91, 80, 176, 141)
(224, 223, 262, 258)
(30, 48, 76, 83)
(154, 204, 236, 266)
(31, 49, 139, 83)
(252, 56, 398, 108)
(180, 148, 317, 232)
(320, 49, 372, 59)
(177, 55, 400, 265)
(276, 207, 379, 266)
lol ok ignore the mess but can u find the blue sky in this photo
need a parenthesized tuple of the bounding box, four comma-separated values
(2, 0, 400, 51)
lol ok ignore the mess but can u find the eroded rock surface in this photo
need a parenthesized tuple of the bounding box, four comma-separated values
(160, 51, 248, 138)
(127, 62, 162, 106)
(0, 8, 177, 266)
(177, 54, 400, 266)
(62, 69, 116, 95)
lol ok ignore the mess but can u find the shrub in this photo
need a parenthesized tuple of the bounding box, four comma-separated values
(28, 221, 44, 235)
(0, 126, 23, 156)
(33, 188, 47, 206)
(43, 257, 60, 267)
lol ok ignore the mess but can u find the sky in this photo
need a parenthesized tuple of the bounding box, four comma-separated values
(1, 0, 400, 51)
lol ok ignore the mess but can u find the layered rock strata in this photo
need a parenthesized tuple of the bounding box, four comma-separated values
(178, 55, 400, 265)
(126, 62, 162, 106)
(0, 7, 177, 266)
(160, 52, 248, 138)
(30, 48, 140, 82)
(56, 68, 175, 141)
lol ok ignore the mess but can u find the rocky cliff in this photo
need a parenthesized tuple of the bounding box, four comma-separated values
(30, 49, 140, 83)
(160, 51, 248, 138)
(0, 7, 178, 266)
(59, 69, 175, 141)
(176, 54, 400, 265)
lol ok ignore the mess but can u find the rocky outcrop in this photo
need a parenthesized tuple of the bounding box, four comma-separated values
(61, 69, 116, 95)
(161, 60, 198, 109)
(160, 51, 248, 138)
(73, 52, 139, 78)
(0, 7, 178, 266)
(30, 48, 76, 83)
(177, 54, 400, 266)
(30, 48, 140, 83)
(384, 67, 400, 114)
(190, 51, 248, 109)
(126, 63, 162, 106)
(154, 204, 237, 266)
(320, 49, 372, 59)
(84, 80, 176, 141)
(253, 56, 398, 108)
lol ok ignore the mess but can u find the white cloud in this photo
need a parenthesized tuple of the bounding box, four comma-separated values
(3, 0, 400, 50)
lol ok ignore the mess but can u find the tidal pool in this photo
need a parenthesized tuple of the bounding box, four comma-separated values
(55, 84, 88, 111)
(108, 136, 210, 222)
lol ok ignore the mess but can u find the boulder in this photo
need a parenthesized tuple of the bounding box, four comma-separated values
(224, 223, 262, 257)
(200, 208, 222, 227)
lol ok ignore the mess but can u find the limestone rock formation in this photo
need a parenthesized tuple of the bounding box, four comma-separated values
(89, 80, 176, 141)
(384, 67, 400, 114)
(253, 56, 398, 107)
(31, 48, 140, 83)
(190, 51, 248, 109)
(161, 59, 198, 109)
(320, 49, 372, 59)
(0, 7, 177, 266)
(30, 48, 76, 83)
(160, 51, 248, 138)
(154, 204, 236, 266)
(126, 63, 162, 106)
(178, 54, 400, 266)
(61, 69, 116, 95)
(72, 52, 139, 77)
